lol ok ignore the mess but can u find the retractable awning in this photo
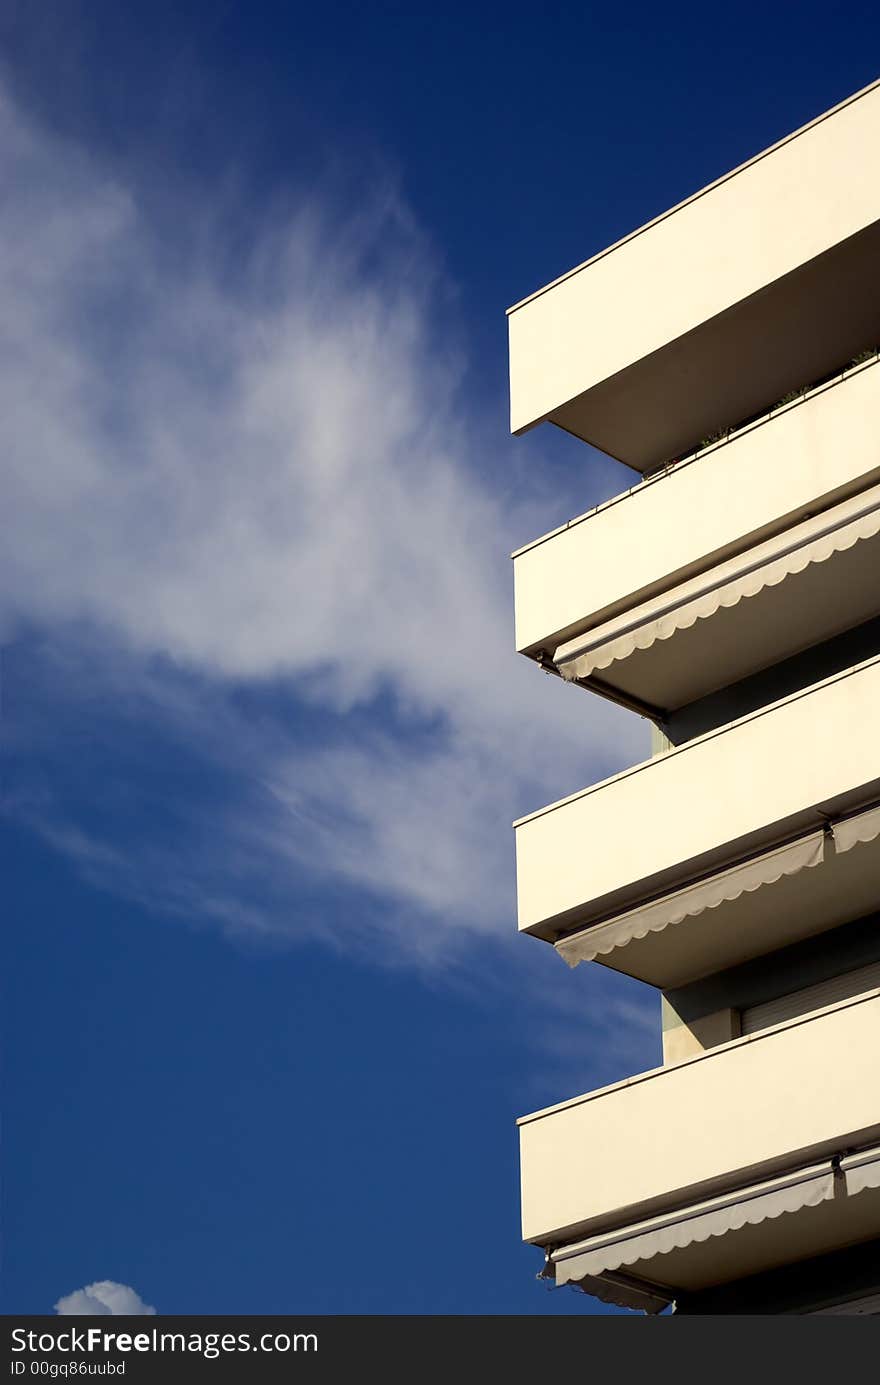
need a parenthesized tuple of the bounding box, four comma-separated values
(556, 832, 825, 968)
(554, 483, 880, 712)
(551, 1146, 880, 1308)
(553, 801, 880, 987)
(554, 1163, 837, 1285)
(834, 801, 880, 855)
(842, 1148, 880, 1197)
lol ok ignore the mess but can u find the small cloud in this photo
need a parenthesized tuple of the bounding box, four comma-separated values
(54, 1281, 156, 1316)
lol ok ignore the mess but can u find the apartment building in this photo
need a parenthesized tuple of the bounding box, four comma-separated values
(509, 77, 880, 1314)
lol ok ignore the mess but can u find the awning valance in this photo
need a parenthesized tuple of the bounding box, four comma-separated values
(555, 797, 880, 978)
(552, 1146, 880, 1313)
(555, 488, 880, 686)
(552, 1162, 838, 1288)
(841, 1148, 880, 1198)
(555, 831, 826, 970)
(833, 802, 880, 856)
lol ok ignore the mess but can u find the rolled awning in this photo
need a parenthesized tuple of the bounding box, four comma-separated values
(555, 489, 880, 685)
(553, 1161, 839, 1287)
(555, 830, 825, 970)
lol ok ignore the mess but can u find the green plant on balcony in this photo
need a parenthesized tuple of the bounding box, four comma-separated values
(774, 389, 803, 408)
(698, 428, 727, 449)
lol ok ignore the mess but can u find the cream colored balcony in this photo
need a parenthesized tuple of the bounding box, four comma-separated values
(518, 992, 880, 1312)
(508, 78, 880, 471)
(514, 360, 880, 716)
(514, 656, 880, 987)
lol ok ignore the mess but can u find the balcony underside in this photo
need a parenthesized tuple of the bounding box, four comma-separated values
(676, 1236, 880, 1314)
(543, 220, 880, 471)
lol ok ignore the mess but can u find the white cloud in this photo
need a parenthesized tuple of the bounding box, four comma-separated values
(0, 79, 648, 957)
(55, 1281, 156, 1316)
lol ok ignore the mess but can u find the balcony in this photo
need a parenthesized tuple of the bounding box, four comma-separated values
(514, 655, 880, 986)
(508, 78, 880, 471)
(518, 992, 880, 1310)
(514, 360, 880, 716)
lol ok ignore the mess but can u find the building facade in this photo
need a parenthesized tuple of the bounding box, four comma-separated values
(509, 79, 880, 1314)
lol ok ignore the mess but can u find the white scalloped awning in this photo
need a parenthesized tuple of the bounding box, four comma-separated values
(554, 797, 880, 985)
(842, 1148, 880, 1197)
(554, 485, 880, 695)
(553, 1161, 839, 1289)
(555, 831, 825, 970)
(553, 1146, 880, 1307)
(833, 801, 880, 855)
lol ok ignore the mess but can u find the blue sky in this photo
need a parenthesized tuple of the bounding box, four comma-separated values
(2, 1, 879, 1316)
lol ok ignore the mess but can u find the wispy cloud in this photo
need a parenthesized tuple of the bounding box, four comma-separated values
(55, 1281, 156, 1316)
(1, 78, 648, 962)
